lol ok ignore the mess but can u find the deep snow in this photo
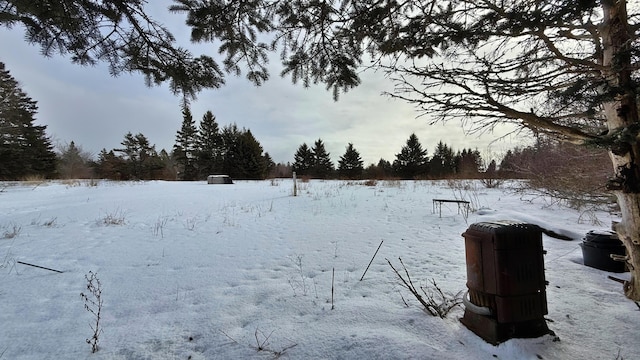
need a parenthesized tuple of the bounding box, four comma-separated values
(0, 179, 638, 359)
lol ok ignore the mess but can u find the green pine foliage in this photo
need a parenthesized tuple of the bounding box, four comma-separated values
(173, 105, 199, 180)
(196, 110, 222, 177)
(292, 143, 314, 176)
(311, 139, 334, 179)
(263, 152, 275, 177)
(1, 0, 225, 99)
(393, 134, 428, 179)
(0, 62, 56, 180)
(455, 149, 482, 178)
(216, 124, 268, 180)
(113, 132, 163, 180)
(236, 130, 268, 179)
(337, 143, 364, 179)
(364, 159, 394, 179)
(95, 149, 126, 180)
(429, 141, 456, 179)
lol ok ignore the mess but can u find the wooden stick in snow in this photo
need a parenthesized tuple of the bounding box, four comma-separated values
(360, 240, 384, 281)
(331, 267, 335, 310)
(17, 261, 63, 273)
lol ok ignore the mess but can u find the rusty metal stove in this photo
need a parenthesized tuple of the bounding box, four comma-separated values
(461, 221, 551, 344)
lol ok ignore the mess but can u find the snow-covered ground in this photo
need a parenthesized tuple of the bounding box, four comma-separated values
(0, 179, 637, 359)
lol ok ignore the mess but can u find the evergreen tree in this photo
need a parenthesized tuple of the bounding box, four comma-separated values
(219, 123, 243, 176)
(337, 143, 363, 179)
(95, 149, 126, 180)
(215, 125, 268, 179)
(115, 132, 162, 180)
(196, 110, 222, 177)
(117, 132, 141, 179)
(158, 149, 178, 180)
(485, 159, 498, 177)
(22, 121, 57, 178)
(1, 1, 225, 99)
(173, 105, 199, 180)
(499, 149, 521, 178)
(393, 134, 428, 179)
(455, 149, 482, 178)
(0, 62, 56, 179)
(377, 159, 393, 178)
(311, 139, 334, 179)
(364, 158, 394, 179)
(292, 143, 314, 176)
(263, 152, 275, 178)
(429, 141, 456, 179)
(235, 130, 267, 179)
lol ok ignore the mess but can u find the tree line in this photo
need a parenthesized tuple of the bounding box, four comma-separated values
(78, 106, 276, 181)
(291, 134, 484, 180)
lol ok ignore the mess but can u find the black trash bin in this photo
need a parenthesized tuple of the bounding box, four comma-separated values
(581, 230, 627, 273)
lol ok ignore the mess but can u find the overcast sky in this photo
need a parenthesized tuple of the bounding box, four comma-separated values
(0, 3, 531, 166)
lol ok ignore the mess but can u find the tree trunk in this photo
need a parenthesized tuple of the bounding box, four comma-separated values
(601, 0, 640, 300)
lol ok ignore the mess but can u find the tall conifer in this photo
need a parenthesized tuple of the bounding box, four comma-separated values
(0, 62, 56, 179)
(337, 143, 363, 179)
(173, 105, 199, 180)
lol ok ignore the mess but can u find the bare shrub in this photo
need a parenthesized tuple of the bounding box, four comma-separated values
(363, 179, 377, 186)
(387, 257, 463, 318)
(81, 271, 103, 353)
(62, 179, 99, 188)
(269, 178, 281, 186)
(42, 217, 57, 227)
(56, 141, 95, 179)
(99, 208, 126, 226)
(445, 179, 481, 211)
(500, 138, 612, 210)
(287, 254, 308, 296)
(22, 174, 46, 183)
(382, 179, 402, 188)
(220, 328, 298, 358)
(152, 216, 169, 238)
(2, 223, 21, 239)
(184, 216, 198, 231)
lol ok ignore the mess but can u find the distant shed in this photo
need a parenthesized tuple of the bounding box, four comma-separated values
(207, 175, 233, 184)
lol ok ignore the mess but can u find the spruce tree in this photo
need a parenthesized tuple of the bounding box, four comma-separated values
(393, 134, 428, 179)
(455, 149, 482, 178)
(235, 130, 267, 179)
(292, 143, 314, 176)
(115, 132, 161, 180)
(173, 105, 199, 180)
(219, 123, 243, 177)
(95, 149, 126, 180)
(0, 62, 56, 180)
(311, 139, 334, 179)
(430, 141, 456, 179)
(337, 143, 364, 179)
(364, 158, 393, 179)
(263, 152, 275, 178)
(196, 110, 222, 177)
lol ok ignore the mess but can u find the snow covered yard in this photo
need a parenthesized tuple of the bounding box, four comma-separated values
(0, 179, 638, 359)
